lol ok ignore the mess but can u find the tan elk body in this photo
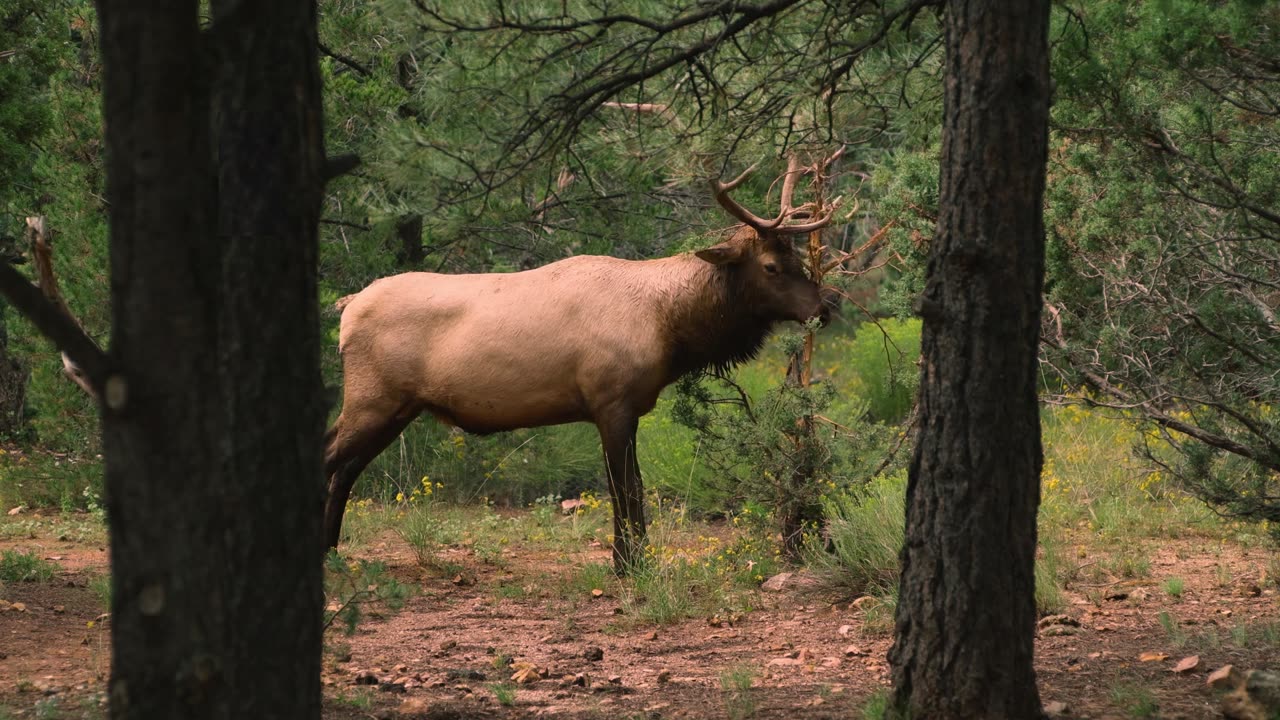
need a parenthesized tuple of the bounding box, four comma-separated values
(324, 163, 837, 568)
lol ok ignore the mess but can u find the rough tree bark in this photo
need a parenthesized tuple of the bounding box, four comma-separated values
(0, 304, 26, 436)
(0, 228, 27, 434)
(395, 214, 425, 267)
(94, 1, 326, 718)
(888, 1, 1051, 718)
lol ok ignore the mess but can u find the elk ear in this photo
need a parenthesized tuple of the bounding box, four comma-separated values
(695, 241, 747, 266)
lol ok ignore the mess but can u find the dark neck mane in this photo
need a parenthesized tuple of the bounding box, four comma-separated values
(657, 256, 777, 382)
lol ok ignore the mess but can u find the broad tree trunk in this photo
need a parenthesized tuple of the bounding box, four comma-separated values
(96, 2, 325, 718)
(888, 1, 1050, 718)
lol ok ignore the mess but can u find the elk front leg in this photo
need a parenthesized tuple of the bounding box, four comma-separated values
(597, 413, 646, 573)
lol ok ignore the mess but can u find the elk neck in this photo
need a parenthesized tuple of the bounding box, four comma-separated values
(653, 254, 777, 382)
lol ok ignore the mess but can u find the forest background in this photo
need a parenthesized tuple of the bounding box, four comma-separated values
(0, 0, 1277, 614)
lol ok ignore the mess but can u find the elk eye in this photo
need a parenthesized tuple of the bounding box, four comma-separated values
(763, 262, 780, 275)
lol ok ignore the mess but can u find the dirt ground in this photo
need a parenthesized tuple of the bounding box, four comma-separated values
(1, 510, 1277, 719)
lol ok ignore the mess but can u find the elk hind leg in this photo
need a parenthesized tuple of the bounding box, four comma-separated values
(323, 403, 418, 548)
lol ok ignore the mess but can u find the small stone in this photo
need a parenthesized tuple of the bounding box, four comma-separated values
(559, 673, 588, 688)
(607, 675, 623, 684)
(354, 671, 379, 686)
(838, 624, 854, 636)
(656, 670, 672, 684)
(1173, 656, 1200, 673)
(398, 698, 431, 716)
(842, 645, 867, 657)
(379, 680, 406, 694)
(512, 666, 541, 684)
(583, 646, 604, 662)
(761, 572, 794, 592)
(1044, 700, 1068, 716)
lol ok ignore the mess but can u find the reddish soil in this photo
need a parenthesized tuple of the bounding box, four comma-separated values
(1, 512, 1277, 719)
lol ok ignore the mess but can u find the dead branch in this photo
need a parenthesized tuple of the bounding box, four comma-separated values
(26, 217, 103, 400)
(0, 219, 107, 398)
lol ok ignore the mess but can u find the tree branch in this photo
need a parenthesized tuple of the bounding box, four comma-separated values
(0, 261, 108, 397)
(1042, 309, 1277, 472)
(323, 153, 361, 183)
(318, 41, 371, 77)
(27, 217, 102, 400)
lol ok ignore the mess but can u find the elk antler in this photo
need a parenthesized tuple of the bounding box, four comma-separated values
(710, 155, 842, 235)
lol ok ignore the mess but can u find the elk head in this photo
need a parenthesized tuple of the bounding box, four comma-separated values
(702, 157, 839, 326)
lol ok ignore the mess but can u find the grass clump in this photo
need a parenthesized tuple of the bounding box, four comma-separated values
(811, 471, 905, 598)
(622, 558, 714, 625)
(1163, 577, 1185, 599)
(1157, 610, 1189, 647)
(609, 507, 780, 626)
(0, 549, 58, 583)
(88, 573, 111, 610)
(719, 664, 757, 720)
(859, 690, 892, 720)
(1109, 682, 1158, 718)
(814, 469, 1071, 621)
(488, 682, 517, 707)
(564, 562, 613, 599)
(1035, 531, 1069, 615)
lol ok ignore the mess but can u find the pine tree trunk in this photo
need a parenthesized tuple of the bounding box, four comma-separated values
(0, 308, 27, 436)
(96, 2, 325, 718)
(888, 1, 1051, 718)
(395, 214, 425, 268)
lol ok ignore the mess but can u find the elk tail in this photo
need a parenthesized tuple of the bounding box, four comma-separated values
(334, 294, 357, 314)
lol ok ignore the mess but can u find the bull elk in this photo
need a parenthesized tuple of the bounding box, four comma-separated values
(324, 160, 839, 570)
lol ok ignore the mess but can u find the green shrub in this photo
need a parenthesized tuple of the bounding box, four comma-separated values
(811, 470, 906, 596)
(0, 549, 57, 583)
(0, 451, 102, 512)
(815, 470, 1069, 616)
(358, 419, 602, 508)
(816, 317, 921, 424)
(323, 551, 412, 635)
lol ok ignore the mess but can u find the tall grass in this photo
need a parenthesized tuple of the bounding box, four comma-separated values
(1040, 403, 1220, 541)
(810, 470, 906, 597)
